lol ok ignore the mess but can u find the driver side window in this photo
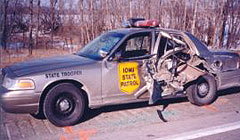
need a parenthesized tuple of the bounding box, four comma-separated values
(121, 32, 151, 58)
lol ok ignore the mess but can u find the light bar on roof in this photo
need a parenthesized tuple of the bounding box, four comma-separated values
(134, 19, 159, 27)
(122, 18, 159, 28)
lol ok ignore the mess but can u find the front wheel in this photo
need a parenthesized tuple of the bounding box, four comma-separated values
(43, 83, 85, 127)
(186, 74, 217, 106)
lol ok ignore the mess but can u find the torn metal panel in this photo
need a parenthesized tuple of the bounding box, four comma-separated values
(177, 63, 206, 83)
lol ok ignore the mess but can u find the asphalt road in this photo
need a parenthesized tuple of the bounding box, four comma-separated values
(0, 87, 240, 140)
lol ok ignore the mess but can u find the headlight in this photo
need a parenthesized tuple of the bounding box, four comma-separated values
(2, 78, 35, 90)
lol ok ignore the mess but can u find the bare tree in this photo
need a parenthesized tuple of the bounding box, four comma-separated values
(1, 0, 9, 50)
(28, 0, 33, 55)
(50, 0, 58, 48)
(225, 0, 240, 48)
(191, 0, 198, 34)
(35, 0, 41, 48)
(183, 0, 188, 30)
(2, 0, 240, 55)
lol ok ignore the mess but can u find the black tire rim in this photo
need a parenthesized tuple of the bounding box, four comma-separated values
(197, 80, 209, 98)
(54, 93, 76, 117)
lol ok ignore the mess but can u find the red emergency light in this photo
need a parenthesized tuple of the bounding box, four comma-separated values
(122, 18, 160, 28)
(134, 19, 159, 27)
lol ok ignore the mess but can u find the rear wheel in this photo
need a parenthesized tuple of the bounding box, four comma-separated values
(186, 74, 217, 106)
(43, 83, 85, 127)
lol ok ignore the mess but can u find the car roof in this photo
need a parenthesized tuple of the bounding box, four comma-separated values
(109, 28, 153, 35)
(110, 27, 185, 35)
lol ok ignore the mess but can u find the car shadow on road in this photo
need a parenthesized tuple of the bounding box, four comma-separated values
(81, 97, 188, 122)
(217, 86, 240, 97)
(81, 86, 240, 123)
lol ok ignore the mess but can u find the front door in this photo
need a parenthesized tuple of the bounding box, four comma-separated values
(102, 31, 153, 104)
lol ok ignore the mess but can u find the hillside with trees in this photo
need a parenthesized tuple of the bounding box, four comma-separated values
(0, 0, 239, 66)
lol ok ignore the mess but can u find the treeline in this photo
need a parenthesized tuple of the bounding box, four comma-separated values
(0, 0, 240, 55)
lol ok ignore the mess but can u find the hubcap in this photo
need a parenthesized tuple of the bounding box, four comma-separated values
(197, 82, 209, 97)
(59, 99, 70, 112)
(55, 96, 74, 115)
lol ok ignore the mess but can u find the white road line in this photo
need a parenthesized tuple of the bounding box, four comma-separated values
(5, 123, 12, 140)
(155, 121, 240, 140)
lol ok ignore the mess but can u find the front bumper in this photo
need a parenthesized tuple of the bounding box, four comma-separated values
(0, 86, 41, 113)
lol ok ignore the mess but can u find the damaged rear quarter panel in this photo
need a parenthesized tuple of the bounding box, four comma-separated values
(211, 51, 240, 72)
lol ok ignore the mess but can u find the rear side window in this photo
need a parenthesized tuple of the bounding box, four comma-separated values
(156, 33, 188, 58)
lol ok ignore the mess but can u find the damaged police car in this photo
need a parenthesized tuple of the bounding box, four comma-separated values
(1, 18, 240, 127)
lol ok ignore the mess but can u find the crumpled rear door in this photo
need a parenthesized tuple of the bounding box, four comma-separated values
(142, 31, 206, 104)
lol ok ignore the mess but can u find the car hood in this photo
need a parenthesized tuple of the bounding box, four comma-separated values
(6, 55, 96, 77)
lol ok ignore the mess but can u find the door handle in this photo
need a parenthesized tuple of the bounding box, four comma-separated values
(138, 61, 144, 66)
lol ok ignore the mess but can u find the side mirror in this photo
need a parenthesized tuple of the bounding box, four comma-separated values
(99, 49, 108, 58)
(112, 52, 122, 61)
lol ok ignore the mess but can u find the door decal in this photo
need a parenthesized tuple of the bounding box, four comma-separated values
(118, 62, 140, 94)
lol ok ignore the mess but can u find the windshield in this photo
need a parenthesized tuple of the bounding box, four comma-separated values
(76, 32, 125, 60)
(185, 32, 211, 57)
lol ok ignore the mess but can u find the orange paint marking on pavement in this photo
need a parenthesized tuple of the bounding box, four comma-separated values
(79, 129, 97, 140)
(60, 128, 97, 140)
(60, 135, 68, 140)
(202, 105, 219, 112)
(218, 98, 229, 104)
(63, 126, 75, 135)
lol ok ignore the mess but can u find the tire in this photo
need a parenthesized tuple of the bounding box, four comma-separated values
(43, 83, 85, 127)
(30, 104, 46, 119)
(30, 111, 46, 120)
(186, 74, 217, 106)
